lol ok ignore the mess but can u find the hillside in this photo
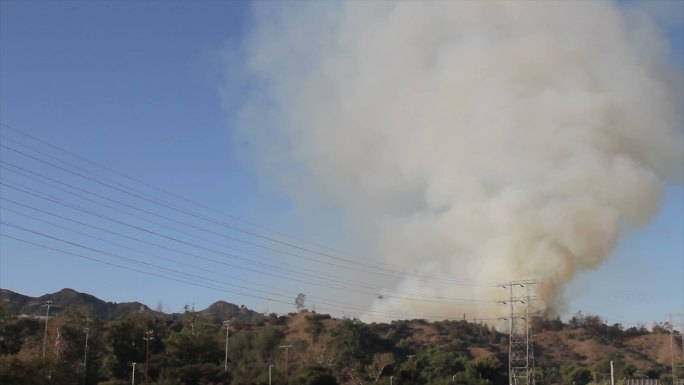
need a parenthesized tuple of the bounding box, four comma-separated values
(0, 288, 680, 385)
(279, 312, 674, 373)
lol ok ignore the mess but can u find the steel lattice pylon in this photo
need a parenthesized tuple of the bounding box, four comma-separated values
(502, 280, 539, 385)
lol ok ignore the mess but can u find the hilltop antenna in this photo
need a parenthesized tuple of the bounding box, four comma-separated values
(501, 280, 540, 385)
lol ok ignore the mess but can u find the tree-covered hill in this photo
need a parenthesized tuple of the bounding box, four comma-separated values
(0, 288, 154, 321)
(0, 288, 264, 322)
(0, 289, 680, 385)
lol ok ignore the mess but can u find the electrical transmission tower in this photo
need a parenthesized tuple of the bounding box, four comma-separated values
(670, 313, 684, 385)
(501, 280, 540, 385)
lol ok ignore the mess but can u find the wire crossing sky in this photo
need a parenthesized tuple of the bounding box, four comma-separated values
(0, 0, 682, 325)
(1, 123, 501, 322)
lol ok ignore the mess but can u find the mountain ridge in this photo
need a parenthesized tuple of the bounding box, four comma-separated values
(0, 287, 262, 321)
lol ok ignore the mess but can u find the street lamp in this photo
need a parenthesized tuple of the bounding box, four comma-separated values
(83, 328, 90, 385)
(42, 301, 54, 356)
(223, 320, 231, 371)
(132, 363, 137, 385)
(143, 330, 154, 385)
(269, 364, 274, 385)
(279, 344, 293, 385)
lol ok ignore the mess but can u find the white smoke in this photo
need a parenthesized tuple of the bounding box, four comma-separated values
(229, 1, 683, 320)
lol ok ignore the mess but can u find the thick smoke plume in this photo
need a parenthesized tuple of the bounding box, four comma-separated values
(232, 2, 683, 320)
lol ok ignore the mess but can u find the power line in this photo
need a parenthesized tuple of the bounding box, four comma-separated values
(0, 123, 507, 320)
(1, 225, 394, 316)
(0, 186, 495, 306)
(1, 142, 439, 281)
(3, 202, 479, 314)
(0, 125, 496, 287)
(0, 161, 485, 291)
(1, 123, 495, 286)
(0, 230, 495, 321)
(0, 193, 386, 300)
(0, 158, 501, 302)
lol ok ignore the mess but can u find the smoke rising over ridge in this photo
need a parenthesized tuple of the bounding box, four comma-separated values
(231, 2, 684, 319)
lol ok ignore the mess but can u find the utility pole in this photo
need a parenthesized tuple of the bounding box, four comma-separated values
(42, 301, 54, 357)
(670, 313, 684, 385)
(143, 330, 154, 385)
(501, 280, 540, 385)
(223, 320, 230, 372)
(279, 344, 293, 385)
(83, 328, 90, 385)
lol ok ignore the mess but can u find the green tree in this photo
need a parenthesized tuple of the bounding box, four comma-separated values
(55, 306, 105, 385)
(405, 345, 468, 384)
(225, 325, 285, 385)
(470, 356, 507, 385)
(157, 314, 225, 385)
(537, 367, 561, 385)
(296, 365, 338, 385)
(0, 354, 81, 385)
(593, 356, 636, 381)
(107, 315, 147, 379)
(562, 366, 592, 385)
(296, 294, 307, 312)
(0, 315, 41, 355)
(0, 354, 29, 384)
(332, 319, 377, 383)
(107, 313, 166, 381)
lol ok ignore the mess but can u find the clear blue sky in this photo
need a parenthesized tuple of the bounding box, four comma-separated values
(0, 0, 682, 326)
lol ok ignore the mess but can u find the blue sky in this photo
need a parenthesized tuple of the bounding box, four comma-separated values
(0, 0, 682, 326)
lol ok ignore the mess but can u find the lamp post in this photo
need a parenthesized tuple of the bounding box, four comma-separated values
(83, 328, 90, 385)
(223, 320, 231, 372)
(269, 364, 274, 385)
(42, 301, 54, 356)
(143, 330, 154, 384)
(279, 344, 293, 385)
(610, 361, 615, 385)
(132, 363, 137, 385)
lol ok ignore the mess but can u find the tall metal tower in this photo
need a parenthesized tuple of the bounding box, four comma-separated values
(501, 280, 539, 385)
(670, 313, 684, 385)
